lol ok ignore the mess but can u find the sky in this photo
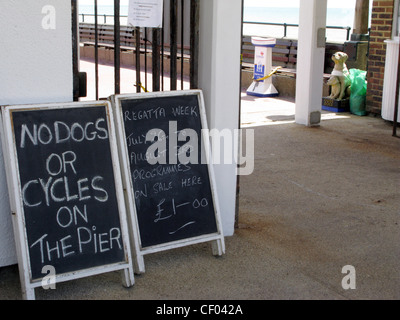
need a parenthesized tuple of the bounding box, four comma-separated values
(79, 0, 358, 8)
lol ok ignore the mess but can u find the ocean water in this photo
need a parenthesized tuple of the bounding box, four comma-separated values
(243, 7, 356, 42)
(79, 5, 356, 42)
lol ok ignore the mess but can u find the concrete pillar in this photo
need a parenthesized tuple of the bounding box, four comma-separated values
(295, 0, 328, 127)
(0, 0, 73, 267)
(198, 0, 242, 236)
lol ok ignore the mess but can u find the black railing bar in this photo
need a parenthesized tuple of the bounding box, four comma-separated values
(135, 27, 141, 93)
(114, 0, 121, 95)
(181, 0, 184, 90)
(144, 27, 148, 91)
(170, 0, 178, 91)
(189, 0, 199, 89)
(161, 5, 165, 91)
(152, 28, 161, 92)
(72, 0, 79, 101)
(94, 0, 99, 100)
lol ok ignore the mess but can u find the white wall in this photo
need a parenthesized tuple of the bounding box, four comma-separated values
(198, 0, 242, 236)
(0, 0, 73, 267)
(382, 39, 400, 122)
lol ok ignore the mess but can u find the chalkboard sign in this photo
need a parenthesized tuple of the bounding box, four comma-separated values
(0, 101, 134, 299)
(112, 90, 225, 273)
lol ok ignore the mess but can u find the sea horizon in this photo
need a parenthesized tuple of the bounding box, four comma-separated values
(78, 4, 359, 42)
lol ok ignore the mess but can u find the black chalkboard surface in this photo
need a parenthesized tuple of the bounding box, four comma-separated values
(1, 101, 134, 299)
(113, 90, 225, 272)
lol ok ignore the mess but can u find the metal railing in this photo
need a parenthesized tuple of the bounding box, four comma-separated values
(243, 21, 352, 41)
(77, 0, 200, 98)
(80, 14, 352, 41)
(80, 13, 127, 24)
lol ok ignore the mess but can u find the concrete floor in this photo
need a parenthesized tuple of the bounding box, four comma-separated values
(0, 63, 399, 300)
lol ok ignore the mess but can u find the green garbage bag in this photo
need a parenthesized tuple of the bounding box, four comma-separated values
(349, 69, 367, 116)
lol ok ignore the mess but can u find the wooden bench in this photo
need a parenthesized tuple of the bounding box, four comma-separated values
(80, 23, 137, 47)
(79, 23, 191, 59)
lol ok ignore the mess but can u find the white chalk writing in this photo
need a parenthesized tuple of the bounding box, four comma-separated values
(20, 118, 108, 148)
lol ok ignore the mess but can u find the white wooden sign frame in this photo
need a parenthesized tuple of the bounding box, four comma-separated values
(112, 90, 225, 274)
(0, 101, 135, 300)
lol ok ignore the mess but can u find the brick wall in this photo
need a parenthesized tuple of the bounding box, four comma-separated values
(367, 0, 395, 114)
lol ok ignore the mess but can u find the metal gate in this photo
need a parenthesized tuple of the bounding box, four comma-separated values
(71, 0, 199, 101)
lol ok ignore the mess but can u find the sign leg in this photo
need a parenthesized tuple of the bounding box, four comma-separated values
(133, 255, 146, 275)
(22, 287, 35, 300)
(211, 238, 225, 256)
(121, 267, 135, 288)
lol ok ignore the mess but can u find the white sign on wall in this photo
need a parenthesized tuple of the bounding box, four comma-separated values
(128, 0, 163, 28)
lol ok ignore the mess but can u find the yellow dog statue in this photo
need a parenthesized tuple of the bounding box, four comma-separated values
(327, 52, 351, 100)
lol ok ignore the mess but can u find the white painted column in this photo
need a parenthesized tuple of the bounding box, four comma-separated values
(0, 0, 73, 267)
(382, 38, 400, 122)
(198, 0, 242, 236)
(295, 0, 328, 126)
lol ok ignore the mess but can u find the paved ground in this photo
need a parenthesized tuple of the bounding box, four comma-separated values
(0, 61, 399, 300)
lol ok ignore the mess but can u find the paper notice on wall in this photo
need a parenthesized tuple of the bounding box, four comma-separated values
(128, 0, 163, 28)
